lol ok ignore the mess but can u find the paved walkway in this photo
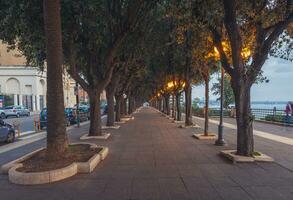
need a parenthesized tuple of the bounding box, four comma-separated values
(1, 108, 293, 199)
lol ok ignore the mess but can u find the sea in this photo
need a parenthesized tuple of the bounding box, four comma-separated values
(197, 101, 289, 110)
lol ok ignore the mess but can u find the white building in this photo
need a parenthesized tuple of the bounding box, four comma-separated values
(0, 41, 106, 111)
(0, 66, 47, 111)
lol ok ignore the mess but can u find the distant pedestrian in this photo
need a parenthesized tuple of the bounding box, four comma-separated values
(285, 102, 293, 124)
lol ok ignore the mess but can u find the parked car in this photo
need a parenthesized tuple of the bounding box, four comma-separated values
(3, 105, 30, 118)
(0, 119, 15, 143)
(74, 104, 90, 117)
(39, 107, 89, 130)
(0, 108, 5, 119)
(100, 104, 107, 115)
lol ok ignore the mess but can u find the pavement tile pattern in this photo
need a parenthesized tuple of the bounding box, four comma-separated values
(0, 108, 293, 200)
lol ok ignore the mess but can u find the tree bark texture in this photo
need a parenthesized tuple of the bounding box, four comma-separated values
(115, 95, 122, 121)
(128, 96, 134, 115)
(43, 0, 68, 158)
(89, 92, 102, 136)
(175, 92, 181, 121)
(232, 80, 254, 156)
(158, 99, 162, 112)
(106, 87, 115, 126)
(172, 94, 175, 118)
(121, 97, 127, 116)
(164, 94, 170, 115)
(184, 82, 193, 126)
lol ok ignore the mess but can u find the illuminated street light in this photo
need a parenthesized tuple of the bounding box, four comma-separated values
(213, 43, 251, 146)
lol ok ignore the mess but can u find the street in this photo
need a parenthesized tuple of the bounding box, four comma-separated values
(3, 114, 37, 134)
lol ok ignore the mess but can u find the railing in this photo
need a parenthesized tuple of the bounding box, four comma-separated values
(251, 108, 292, 124)
(191, 107, 293, 125)
(192, 107, 230, 118)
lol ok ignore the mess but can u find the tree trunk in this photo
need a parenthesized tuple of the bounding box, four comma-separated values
(128, 96, 133, 115)
(172, 94, 175, 118)
(204, 75, 209, 136)
(121, 97, 127, 116)
(115, 95, 122, 121)
(232, 80, 254, 156)
(184, 82, 193, 126)
(44, 0, 68, 159)
(158, 99, 162, 111)
(106, 88, 115, 126)
(89, 91, 102, 136)
(176, 92, 181, 121)
(164, 94, 170, 115)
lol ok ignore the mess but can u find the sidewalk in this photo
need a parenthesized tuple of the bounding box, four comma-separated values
(193, 116, 293, 172)
(0, 108, 293, 199)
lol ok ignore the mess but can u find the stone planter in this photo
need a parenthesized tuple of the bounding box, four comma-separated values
(220, 150, 274, 164)
(178, 124, 201, 129)
(80, 133, 111, 140)
(121, 116, 134, 121)
(102, 125, 120, 130)
(1, 143, 109, 185)
(193, 133, 217, 140)
(172, 120, 184, 124)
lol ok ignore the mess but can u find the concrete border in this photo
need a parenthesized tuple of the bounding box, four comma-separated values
(115, 121, 126, 124)
(102, 125, 120, 130)
(2, 143, 109, 185)
(121, 116, 134, 121)
(193, 133, 217, 140)
(178, 124, 201, 129)
(80, 133, 111, 140)
(172, 120, 184, 124)
(220, 150, 274, 164)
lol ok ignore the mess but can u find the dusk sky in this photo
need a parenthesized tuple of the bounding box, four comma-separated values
(192, 57, 293, 102)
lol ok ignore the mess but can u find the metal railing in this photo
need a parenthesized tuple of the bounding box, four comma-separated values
(191, 107, 292, 125)
(251, 108, 292, 124)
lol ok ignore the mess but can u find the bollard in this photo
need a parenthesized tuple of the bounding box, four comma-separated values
(13, 120, 21, 137)
(34, 116, 41, 132)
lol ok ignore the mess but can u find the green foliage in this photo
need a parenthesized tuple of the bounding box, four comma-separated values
(211, 75, 235, 109)
(192, 97, 200, 109)
(264, 114, 292, 124)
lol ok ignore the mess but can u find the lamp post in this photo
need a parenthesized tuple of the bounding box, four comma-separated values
(215, 62, 227, 146)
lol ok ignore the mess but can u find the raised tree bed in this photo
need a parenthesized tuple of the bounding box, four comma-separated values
(1, 143, 108, 185)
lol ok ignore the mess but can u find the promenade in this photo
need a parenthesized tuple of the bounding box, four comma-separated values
(1, 107, 293, 200)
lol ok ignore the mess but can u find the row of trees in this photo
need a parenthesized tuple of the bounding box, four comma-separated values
(147, 0, 292, 156)
(0, 0, 157, 160)
(0, 0, 291, 162)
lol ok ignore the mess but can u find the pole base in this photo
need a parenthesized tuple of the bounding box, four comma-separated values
(215, 139, 227, 146)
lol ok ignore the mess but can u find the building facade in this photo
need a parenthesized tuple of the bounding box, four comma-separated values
(0, 41, 106, 111)
(0, 66, 46, 111)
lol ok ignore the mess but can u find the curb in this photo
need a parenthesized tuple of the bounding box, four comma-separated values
(2, 143, 109, 185)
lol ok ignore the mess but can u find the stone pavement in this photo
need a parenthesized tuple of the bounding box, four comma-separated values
(194, 116, 293, 172)
(1, 107, 293, 200)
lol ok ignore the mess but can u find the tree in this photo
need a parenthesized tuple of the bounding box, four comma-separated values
(195, 0, 293, 156)
(66, 1, 158, 136)
(44, 0, 68, 158)
(0, 0, 158, 137)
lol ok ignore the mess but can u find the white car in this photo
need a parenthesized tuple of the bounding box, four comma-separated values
(3, 105, 30, 118)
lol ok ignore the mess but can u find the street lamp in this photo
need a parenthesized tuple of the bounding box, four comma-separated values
(215, 61, 227, 146)
(211, 46, 227, 146)
(213, 44, 251, 146)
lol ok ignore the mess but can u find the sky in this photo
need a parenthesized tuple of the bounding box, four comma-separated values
(192, 57, 293, 102)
